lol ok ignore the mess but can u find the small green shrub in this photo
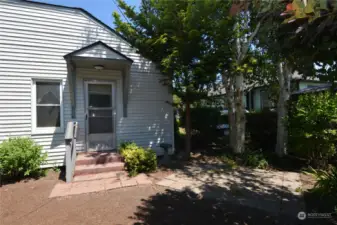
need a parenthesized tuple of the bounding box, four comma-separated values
(119, 142, 157, 176)
(289, 92, 337, 167)
(119, 141, 138, 154)
(219, 155, 238, 169)
(217, 151, 269, 169)
(242, 151, 269, 169)
(52, 167, 61, 173)
(0, 137, 47, 179)
(295, 186, 303, 193)
(305, 166, 337, 197)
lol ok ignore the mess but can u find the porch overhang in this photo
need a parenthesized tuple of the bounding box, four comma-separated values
(64, 41, 133, 118)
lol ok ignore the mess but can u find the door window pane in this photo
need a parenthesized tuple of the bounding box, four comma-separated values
(89, 94, 111, 108)
(89, 117, 113, 134)
(88, 84, 111, 94)
(89, 109, 112, 117)
(36, 82, 60, 104)
(88, 84, 112, 108)
(37, 106, 60, 127)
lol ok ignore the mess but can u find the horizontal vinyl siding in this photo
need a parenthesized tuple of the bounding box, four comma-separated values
(0, 0, 174, 167)
(120, 67, 173, 152)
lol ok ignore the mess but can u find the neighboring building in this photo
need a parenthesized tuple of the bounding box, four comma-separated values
(247, 79, 329, 111)
(0, 0, 174, 167)
(210, 73, 330, 112)
(292, 83, 336, 95)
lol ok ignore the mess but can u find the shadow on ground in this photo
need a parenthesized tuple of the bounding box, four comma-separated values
(132, 189, 295, 225)
(143, 157, 336, 225)
(132, 187, 335, 225)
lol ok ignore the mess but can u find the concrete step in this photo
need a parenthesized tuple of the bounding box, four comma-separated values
(74, 162, 125, 176)
(76, 152, 123, 166)
(73, 171, 127, 182)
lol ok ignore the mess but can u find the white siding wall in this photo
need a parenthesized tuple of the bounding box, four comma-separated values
(0, 0, 174, 167)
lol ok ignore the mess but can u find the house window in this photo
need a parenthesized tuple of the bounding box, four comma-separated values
(32, 80, 63, 133)
(260, 90, 274, 109)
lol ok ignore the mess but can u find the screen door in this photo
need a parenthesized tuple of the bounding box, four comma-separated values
(86, 82, 115, 151)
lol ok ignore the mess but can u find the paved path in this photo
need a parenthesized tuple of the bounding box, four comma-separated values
(49, 172, 152, 198)
(49, 163, 305, 218)
(155, 163, 305, 217)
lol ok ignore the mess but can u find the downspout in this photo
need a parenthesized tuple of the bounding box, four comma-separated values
(122, 65, 130, 117)
(65, 58, 77, 119)
(71, 61, 77, 119)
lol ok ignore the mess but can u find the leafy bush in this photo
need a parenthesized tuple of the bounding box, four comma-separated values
(119, 142, 157, 176)
(242, 151, 269, 169)
(305, 166, 337, 198)
(246, 111, 277, 152)
(289, 92, 337, 167)
(119, 141, 138, 153)
(0, 137, 47, 179)
(217, 151, 269, 169)
(218, 154, 238, 169)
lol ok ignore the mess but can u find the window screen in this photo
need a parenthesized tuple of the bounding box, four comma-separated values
(36, 82, 61, 127)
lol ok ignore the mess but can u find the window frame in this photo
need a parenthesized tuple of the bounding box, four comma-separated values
(260, 89, 275, 109)
(31, 79, 64, 134)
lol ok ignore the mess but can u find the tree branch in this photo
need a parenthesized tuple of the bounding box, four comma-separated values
(239, 12, 271, 63)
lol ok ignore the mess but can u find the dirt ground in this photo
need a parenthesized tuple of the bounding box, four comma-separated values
(0, 170, 333, 225)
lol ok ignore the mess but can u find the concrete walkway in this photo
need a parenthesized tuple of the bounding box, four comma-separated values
(49, 163, 305, 217)
(155, 163, 305, 217)
(49, 172, 152, 198)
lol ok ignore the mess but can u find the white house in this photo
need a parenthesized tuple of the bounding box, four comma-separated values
(0, 0, 174, 167)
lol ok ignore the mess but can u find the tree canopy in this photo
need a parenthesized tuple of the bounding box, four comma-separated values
(113, 0, 235, 157)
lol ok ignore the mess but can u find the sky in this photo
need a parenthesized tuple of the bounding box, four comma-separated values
(31, 0, 141, 28)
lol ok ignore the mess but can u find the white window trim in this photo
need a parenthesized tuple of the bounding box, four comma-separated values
(31, 79, 64, 134)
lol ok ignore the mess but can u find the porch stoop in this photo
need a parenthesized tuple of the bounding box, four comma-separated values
(73, 152, 125, 178)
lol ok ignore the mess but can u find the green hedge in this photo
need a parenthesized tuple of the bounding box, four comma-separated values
(180, 107, 223, 149)
(178, 107, 277, 152)
(289, 92, 337, 167)
(246, 111, 277, 152)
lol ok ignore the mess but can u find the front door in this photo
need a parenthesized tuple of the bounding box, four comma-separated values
(85, 81, 116, 151)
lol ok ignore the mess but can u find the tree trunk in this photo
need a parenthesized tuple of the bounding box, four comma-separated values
(234, 74, 245, 154)
(228, 96, 236, 150)
(184, 100, 191, 159)
(275, 61, 291, 157)
(222, 72, 236, 150)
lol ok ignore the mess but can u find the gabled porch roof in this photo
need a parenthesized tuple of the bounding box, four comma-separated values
(64, 41, 132, 119)
(64, 41, 133, 63)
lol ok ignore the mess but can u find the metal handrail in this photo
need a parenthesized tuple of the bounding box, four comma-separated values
(65, 121, 78, 183)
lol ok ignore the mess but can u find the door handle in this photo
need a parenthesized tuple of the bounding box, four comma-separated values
(85, 113, 88, 120)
